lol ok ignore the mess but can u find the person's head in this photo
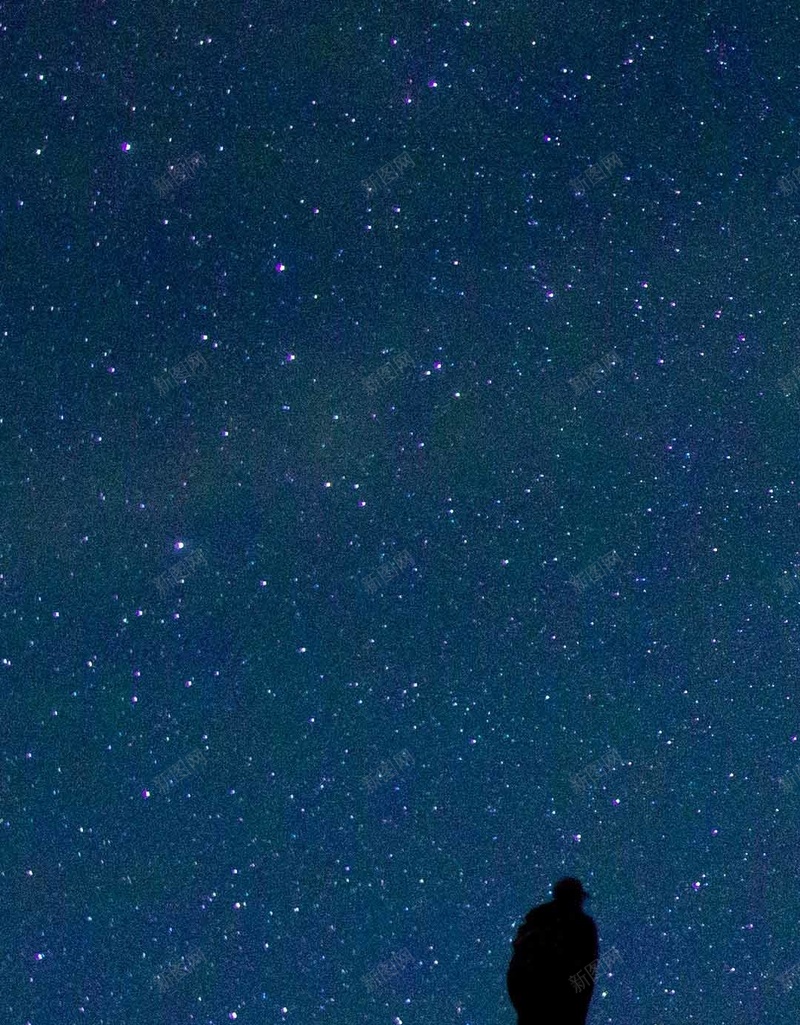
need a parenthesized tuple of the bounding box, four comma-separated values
(553, 876, 590, 908)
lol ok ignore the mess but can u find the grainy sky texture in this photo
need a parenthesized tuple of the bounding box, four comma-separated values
(3, 2, 800, 1023)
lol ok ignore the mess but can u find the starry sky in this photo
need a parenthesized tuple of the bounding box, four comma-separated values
(4, 2, 800, 1023)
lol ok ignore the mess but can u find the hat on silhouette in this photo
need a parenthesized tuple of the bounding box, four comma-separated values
(553, 876, 590, 904)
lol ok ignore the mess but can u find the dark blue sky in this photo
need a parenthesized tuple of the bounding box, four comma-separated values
(3, 1, 800, 1023)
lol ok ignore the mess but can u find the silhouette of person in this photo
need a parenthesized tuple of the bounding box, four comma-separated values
(507, 877, 598, 1025)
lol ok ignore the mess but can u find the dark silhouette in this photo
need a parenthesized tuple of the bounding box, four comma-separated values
(507, 877, 599, 1025)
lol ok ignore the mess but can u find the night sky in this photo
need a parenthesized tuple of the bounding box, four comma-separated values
(4, 2, 800, 1023)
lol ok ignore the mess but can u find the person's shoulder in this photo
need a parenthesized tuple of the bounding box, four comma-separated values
(516, 902, 553, 932)
(527, 901, 556, 921)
